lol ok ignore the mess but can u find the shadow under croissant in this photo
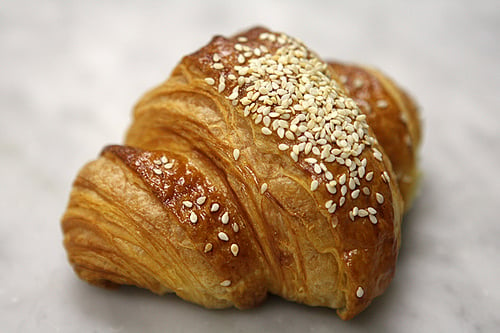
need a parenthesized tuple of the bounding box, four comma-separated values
(69, 270, 405, 329)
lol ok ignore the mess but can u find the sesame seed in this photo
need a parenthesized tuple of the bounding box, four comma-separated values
(189, 212, 198, 224)
(310, 180, 319, 191)
(325, 200, 334, 209)
(401, 112, 409, 124)
(204, 77, 215, 85)
(218, 81, 226, 93)
(339, 174, 347, 185)
(369, 215, 378, 224)
(213, 62, 224, 70)
(164, 162, 174, 169)
(260, 183, 268, 194)
(349, 178, 356, 190)
(261, 127, 272, 135)
(328, 203, 337, 214)
(405, 135, 412, 147)
(353, 78, 364, 88)
(326, 181, 337, 194)
(339, 197, 346, 207)
(341, 185, 347, 196)
(358, 166, 365, 178)
(305, 157, 317, 164)
(196, 196, 207, 205)
(263, 116, 271, 127)
(376, 100, 388, 108)
(233, 148, 240, 161)
(254, 114, 263, 124)
(317, 138, 327, 145)
(204, 243, 213, 253)
(221, 212, 230, 224)
(218, 231, 229, 241)
(258, 32, 268, 40)
(230, 244, 239, 256)
(362, 186, 370, 195)
(356, 286, 365, 298)
(351, 189, 360, 199)
(373, 148, 383, 161)
(160, 156, 168, 164)
(365, 171, 374, 181)
(376, 192, 385, 204)
(241, 96, 251, 106)
(313, 164, 322, 174)
(305, 142, 313, 154)
(210, 203, 220, 212)
(349, 211, 355, 221)
(183, 201, 193, 208)
(232, 223, 240, 233)
(220, 280, 231, 287)
(382, 171, 390, 183)
(228, 86, 239, 100)
(367, 207, 377, 215)
(278, 143, 289, 151)
(358, 209, 368, 217)
(285, 130, 295, 140)
(153, 168, 162, 175)
(320, 149, 330, 160)
(354, 176, 361, 185)
(319, 164, 328, 173)
(153, 159, 162, 165)
(213, 53, 221, 62)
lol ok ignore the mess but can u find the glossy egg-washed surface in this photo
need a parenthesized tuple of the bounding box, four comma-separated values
(62, 27, 419, 319)
(329, 62, 421, 210)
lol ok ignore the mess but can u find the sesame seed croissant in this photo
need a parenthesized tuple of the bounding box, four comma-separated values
(61, 27, 421, 320)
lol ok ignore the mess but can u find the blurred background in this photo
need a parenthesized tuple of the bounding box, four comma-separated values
(1, 0, 499, 332)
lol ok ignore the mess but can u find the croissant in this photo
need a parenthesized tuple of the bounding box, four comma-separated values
(61, 27, 421, 320)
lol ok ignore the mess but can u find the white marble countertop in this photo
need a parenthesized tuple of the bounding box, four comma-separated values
(1, 0, 499, 332)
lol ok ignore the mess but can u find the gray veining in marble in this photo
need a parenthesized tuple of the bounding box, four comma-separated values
(1, 0, 499, 332)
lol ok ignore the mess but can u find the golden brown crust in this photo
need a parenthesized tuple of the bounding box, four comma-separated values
(63, 145, 269, 309)
(328, 62, 422, 211)
(61, 26, 420, 320)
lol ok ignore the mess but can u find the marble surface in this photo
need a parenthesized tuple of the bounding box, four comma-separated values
(1, 0, 499, 332)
